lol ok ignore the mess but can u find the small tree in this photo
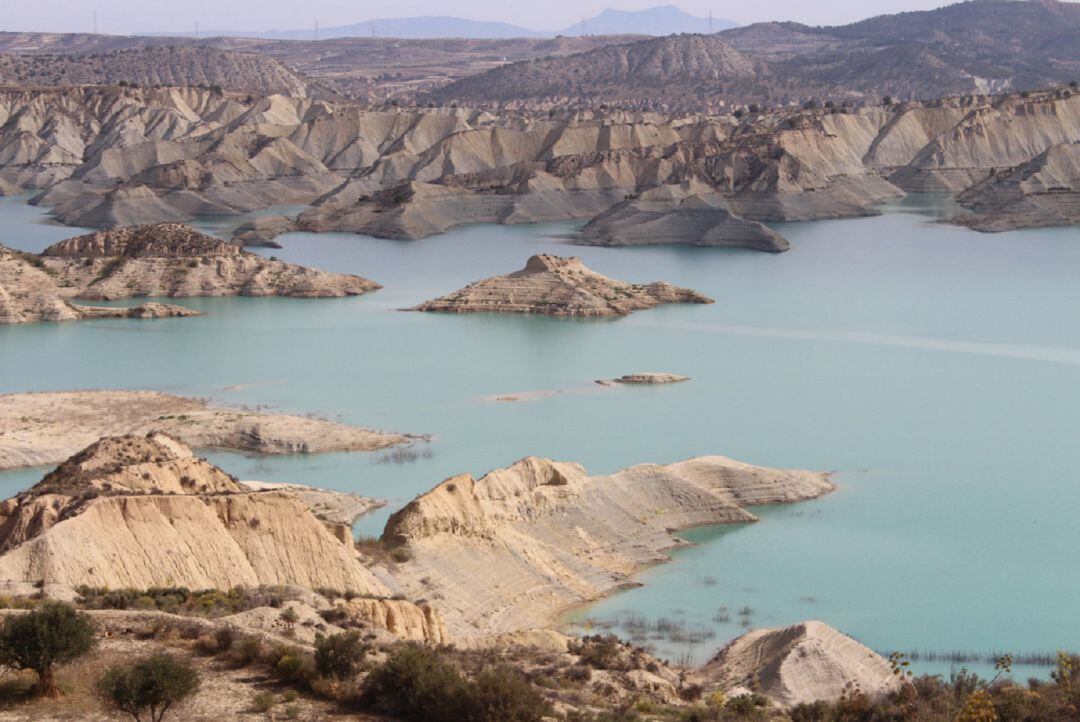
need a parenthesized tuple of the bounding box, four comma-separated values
(314, 630, 368, 680)
(97, 653, 200, 722)
(0, 601, 96, 696)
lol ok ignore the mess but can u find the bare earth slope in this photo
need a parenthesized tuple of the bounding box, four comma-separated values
(0, 390, 416, 470)
(408, 254, 713, 317)
(380, 455, 833, 635)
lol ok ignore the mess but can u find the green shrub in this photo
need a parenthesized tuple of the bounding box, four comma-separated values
(468, 665, 551, 722)
(361, 643, 470, 721)
(0, 601, 96, 696)
(314, 631, 368, 680)
(96, 653, 199, 722)
(275, 652, 309, 683)
(251, 691, 275, 712)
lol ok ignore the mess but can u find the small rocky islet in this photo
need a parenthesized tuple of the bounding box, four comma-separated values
(409, 253, 713, 317)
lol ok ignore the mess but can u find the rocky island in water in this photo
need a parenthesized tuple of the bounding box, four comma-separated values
(409, 254, 713, 317)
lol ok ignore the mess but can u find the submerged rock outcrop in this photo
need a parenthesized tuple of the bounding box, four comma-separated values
(0, 390, 417, 470)
(697, 621, 902, 707)
(381, 455, 833, 635)
(39, 223, 379, 300)
(408, 254, 713, 317)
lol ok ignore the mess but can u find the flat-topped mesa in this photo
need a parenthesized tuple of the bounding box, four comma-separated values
(695, 621, 902, 708)
(41, 223, 244, 259)
(35, 222, 380, 301)
(408, 254, 713, 318)
(0, 432, 390, 595)
(381, 455, 832, 635)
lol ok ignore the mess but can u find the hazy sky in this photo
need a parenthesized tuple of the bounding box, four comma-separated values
(3, 0, 958, 35)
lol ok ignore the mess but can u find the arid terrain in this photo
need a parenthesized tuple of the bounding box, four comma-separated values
(0, 2, 1078, 719)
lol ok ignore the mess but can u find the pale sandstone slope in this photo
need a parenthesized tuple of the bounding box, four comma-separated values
(409, 254, 713, 317)
(380, 456, 833, 635)
(0, 390, 416, 470)
(0, 433, 389, 594)
(697, 621, 902, 707)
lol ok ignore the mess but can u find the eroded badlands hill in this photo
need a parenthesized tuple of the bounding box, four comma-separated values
(380, 455, 833, 635)
(408, 254, 713, 317)
(1, 84, 1078, 248)
(0, 433, 388, 592)
(697, 621, 903, 707)
(38, 223, 378, 300)
(0, 390, 417, 470)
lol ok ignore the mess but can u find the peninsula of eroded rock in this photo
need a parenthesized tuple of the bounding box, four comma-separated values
(380, 455, 833, 636)
(39, 222, 378, 300)
(0, 390, 418, 470)
(408, 254, 713, 317)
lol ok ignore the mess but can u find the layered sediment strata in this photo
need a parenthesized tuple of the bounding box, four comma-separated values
(380, 455, 833, 636)
(697, 621, 902, 707)
(408, 254, 713, 317)
(3, 86, 1077, 245)
(0, 390, 417, 470)
(39, 222, 379, 300)
(955, 141, 1080, 231)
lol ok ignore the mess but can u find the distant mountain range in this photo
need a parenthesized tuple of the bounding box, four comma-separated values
(427, 0, 1080, 110)
(152, 5, 736, 40)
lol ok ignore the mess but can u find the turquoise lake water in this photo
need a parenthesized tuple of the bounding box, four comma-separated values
(1, 194, 1078, 675)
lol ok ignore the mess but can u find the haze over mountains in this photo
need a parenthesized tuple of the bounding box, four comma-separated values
(154, 5, 735, 40)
